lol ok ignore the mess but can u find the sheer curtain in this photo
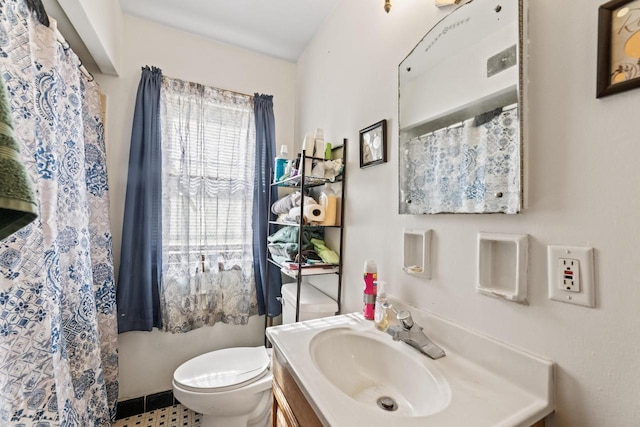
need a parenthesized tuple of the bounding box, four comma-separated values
(160, 77, 258, 333)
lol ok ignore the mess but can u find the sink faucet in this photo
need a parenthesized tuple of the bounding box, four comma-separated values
(386, 310, 446, 360)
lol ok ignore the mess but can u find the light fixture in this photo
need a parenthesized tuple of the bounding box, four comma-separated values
(435, 0, 462, 7)
(386, 0, 462, 12)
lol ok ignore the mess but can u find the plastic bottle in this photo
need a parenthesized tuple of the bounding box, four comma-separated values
(274, 145, 288, 182)
(324, 142, 332, 160)
(334, 183, 341, 226)
(319, 183, 337, 226)
(374, 280, 389, 331)
(363, 260, 377, 320)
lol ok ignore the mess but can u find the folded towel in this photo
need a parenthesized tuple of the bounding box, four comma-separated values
(0, 74, 37, 240)
(268, 226, 323, 250)
(310, 238, 339, 264)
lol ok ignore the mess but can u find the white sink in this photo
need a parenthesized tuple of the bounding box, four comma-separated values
(266, 308, 554, 427)
(309, 327, 450, 417)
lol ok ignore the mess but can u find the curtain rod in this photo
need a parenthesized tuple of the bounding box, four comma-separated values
(27, 0, 94, 82)
(52, 27, 94, 82)
(163, 72, 254, 99)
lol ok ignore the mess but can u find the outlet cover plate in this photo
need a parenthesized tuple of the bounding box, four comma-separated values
(547, 246, 595, 307)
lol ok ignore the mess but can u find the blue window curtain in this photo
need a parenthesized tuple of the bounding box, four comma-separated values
(253, 94, 282, 316)
(117, 66, 163, 332)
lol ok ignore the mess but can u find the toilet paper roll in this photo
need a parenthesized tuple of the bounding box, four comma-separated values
(288, 205, 325, 223)
(304, 204, 325, 222)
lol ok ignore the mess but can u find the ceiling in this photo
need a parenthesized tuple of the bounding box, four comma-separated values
(119, 0, 342, 62)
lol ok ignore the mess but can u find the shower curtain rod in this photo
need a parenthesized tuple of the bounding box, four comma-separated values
(52, 26, 94, 82)
(27, 0, 93, 81)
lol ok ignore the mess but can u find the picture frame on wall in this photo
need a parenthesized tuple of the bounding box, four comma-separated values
(359, 119, 387, 168)
(597, 0, 640, 98)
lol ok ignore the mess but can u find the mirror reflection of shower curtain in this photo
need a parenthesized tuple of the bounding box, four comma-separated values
(401, 106, 520, 214)
(0, 4, 118, 426)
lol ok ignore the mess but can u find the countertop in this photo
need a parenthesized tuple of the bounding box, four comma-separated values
(266, 301, 554, 427)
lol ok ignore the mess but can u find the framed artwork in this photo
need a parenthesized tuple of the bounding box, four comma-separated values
(597, 0, 640, 98)
(359, 119, 387, 168)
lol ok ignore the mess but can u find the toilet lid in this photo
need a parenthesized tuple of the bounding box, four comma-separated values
(174, 346, 270, 392)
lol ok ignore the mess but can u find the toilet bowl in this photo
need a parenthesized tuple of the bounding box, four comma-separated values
(174, 283, 338, 426)
(173, 346, 273, 427)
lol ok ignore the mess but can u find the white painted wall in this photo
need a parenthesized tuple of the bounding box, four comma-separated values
(95, 14, 296, 399)
(296, 0, 640, 425)
(57, 0, 123, 75)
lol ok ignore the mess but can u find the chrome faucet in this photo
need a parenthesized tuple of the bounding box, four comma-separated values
(386, 310, 446, 360)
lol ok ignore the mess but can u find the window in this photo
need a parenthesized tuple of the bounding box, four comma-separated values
(159, 77, 257, 332)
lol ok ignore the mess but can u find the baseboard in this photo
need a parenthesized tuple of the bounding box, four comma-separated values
(116, 390, 178, 420)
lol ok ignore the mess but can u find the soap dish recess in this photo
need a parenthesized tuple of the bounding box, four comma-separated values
(403, 229, 432, 279)
(476, 232, 528, 303)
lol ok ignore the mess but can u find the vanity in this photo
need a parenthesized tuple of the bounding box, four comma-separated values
(266, 303, 553, 426)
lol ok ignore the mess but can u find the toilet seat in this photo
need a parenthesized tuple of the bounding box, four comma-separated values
(174, 346, 271, 393)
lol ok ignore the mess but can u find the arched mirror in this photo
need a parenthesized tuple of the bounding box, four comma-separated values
(399, 0, 524, 214)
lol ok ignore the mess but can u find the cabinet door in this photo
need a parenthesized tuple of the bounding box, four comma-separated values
(271, 352, 323, 427)
(275, 407, 289, 427)
(272, 380, 298, 427)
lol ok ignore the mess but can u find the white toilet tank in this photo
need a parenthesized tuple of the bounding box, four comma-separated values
(281, 282, 338, 324)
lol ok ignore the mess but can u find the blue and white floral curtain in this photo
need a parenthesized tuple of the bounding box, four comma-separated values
(0, 2, 118, 425)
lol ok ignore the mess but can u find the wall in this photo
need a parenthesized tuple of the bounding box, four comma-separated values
(296, 0, 640, 426)
(95, 14, 296, 399)
(57, 0, 123, 75)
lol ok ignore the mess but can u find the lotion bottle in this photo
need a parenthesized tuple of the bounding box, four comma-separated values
(374, 280, 389, 331)
(319, 183, 337, 226)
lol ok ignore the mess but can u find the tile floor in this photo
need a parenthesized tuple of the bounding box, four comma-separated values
(112, 404, 201, 427)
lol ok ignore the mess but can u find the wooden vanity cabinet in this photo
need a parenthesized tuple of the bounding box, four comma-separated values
(270, 348, 547, 427)
(271, 350, 322, 427)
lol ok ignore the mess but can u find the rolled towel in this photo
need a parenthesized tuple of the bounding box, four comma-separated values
(288, 207, 302, 222)
(271, 192, 297, 214)
(271, 191, 318, 214)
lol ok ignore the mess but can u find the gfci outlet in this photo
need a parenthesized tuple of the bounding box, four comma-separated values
(547, 246, 595, 307)
(558, 258, 580, 292)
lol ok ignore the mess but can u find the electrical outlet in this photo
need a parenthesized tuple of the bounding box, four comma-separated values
(548, 246, 595, 307)
(558, 258, 580, 292)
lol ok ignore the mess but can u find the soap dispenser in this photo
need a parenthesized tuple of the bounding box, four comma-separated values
(374, 280, 389, 331)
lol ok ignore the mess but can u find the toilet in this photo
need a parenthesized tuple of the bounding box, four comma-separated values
(173, 282, 337, 427)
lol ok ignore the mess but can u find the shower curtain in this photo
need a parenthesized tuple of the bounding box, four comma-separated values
(0, 2, 118, 425)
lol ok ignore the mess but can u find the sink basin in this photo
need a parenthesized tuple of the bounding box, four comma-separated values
(267, 312, 554, 426)
(309, 327, 451, 417)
